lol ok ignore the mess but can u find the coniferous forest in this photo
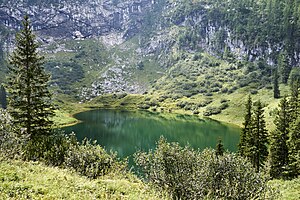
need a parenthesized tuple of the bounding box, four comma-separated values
(0, 0, 300, 199)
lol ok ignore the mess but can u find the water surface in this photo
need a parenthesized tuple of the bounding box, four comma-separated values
(64, 109, 241, 158)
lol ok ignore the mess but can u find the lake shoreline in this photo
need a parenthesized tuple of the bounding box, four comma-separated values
(57, 103, 243, 130)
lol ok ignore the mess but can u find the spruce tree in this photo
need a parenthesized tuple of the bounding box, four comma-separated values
(0, 84, 7, 109)
(287, 117, 300, 178)
(250, 100, 269, 172)
(238, 95, 252, 157)
(273, 67, 280, 98)
(278, 51, 290, 84)
(7, 16, 54, 140)
(289, 79, 299, 123)
(269, 96, 290, 178)
(215, 138, 225, 157)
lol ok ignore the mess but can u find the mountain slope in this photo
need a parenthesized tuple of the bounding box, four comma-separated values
(0, 0, 299, 114)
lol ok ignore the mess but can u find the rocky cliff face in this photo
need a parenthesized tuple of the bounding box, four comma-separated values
(0, 0, 169, 98)
(1, 0, 164, 39)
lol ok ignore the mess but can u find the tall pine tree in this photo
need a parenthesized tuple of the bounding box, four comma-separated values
(289, 77, 299, 123)
(286, 68, 300, 177)
(287, 117, 300, 178)
(215, 138, 225, 157)
(250, 100, 269, 172)
(269, 96, 290, 178)
(0, 84, 7, 109)
(7, 16, 54, 140)
(273, 67, 280, 98)
(238, 95, 252, 157)
(278, 51, 290, 84)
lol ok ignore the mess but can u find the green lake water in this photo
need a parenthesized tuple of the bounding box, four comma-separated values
(63, 109, 241, 159)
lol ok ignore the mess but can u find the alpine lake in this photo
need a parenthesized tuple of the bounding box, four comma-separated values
(63, 109, 241, 164)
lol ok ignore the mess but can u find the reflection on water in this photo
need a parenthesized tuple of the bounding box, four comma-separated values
(64, 109, 241, 158)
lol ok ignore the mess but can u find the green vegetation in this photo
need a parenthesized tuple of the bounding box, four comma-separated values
(135, 137, 276, 199)
(269, 178, 300, 200)
(0, 158, 167, 200)
(7, 16, 54, 142)
(237, 79, 300, 179)
(0, 2, 299, 199)
(0, 84, 6, 109)
(269, 97, 290, 179)
(215, 138, 225, 157)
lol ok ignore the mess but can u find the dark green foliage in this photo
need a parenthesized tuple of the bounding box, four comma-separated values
(238, 95, 252, 157)
(289, 76, 300, 122)
(0, 84, 7, 109)
(215, 138, 224, 157)
(278, 51, 291, 84)
(7, 16, 54, 141)
(239, 97, 269, 172)
(273, 67, 280, 98)
(135, 137, 275, 200)
(269, 97, 290, 178)
(250, 100, 269, 172)
(287, 118, 300, 178)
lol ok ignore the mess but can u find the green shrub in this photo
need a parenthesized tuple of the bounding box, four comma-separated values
(221, 87, 228, 93)
(250, 89, 258, 95)
(134, 138, 276, 200)
(204, 92, 213, 96)
(197, 99, 213, 107)
(220, 99, 228, 103)
(220, 102, 229, 110)
(65, 139, 124, 179)
(203, 106, 221, 116)
(176, 101, 187, 108)
(138, 104, 151, 110)
(0, 109, 22, 158)
(192, 110, 199, 115)
(23, 131, 77, 166)
(198, 88, 207, 93)
(117, 93, 127, 99)
(211, 87, 220, 92)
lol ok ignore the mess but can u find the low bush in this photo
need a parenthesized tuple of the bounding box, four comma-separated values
(220, 102, 229, 110)
(211, 87, 220, 93)
(176, 101, 187, 108)
(197, 99, 213, 108)
(198, 88, 207, 93)
(250, 89, 258, 95)
(24, 131, 77, 166)
(221, 87, 228, 93)
(138, 104, 151, 110)
(134, 138, 276, 200)
(204, 92, 213, 96)
(0, 109, 22, 158)
(203, 106, 221, 116)
(65, 139, 124, 178)
(220, 99, 229, 103)
(117, 93, 127, 99)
